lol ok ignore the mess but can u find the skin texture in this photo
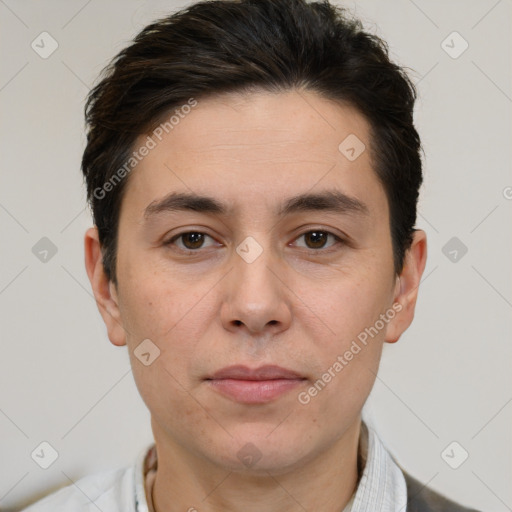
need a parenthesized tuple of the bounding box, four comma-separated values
(84, 89, 427, 512)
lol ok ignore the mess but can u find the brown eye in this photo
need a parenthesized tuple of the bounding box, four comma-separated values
(294, 230, 342, 251)
(180, 232, 205, 249)
(304, 231, 328, 249)
(166, 231, 217, 252)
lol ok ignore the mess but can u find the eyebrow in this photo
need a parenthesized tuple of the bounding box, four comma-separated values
(143, 189, 369, 220)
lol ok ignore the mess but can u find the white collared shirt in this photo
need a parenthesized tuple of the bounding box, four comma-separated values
(21, 421, 408, 511)
(350, 421, 408, 512)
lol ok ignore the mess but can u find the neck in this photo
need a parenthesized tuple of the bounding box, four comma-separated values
(150, 418, 363, 512)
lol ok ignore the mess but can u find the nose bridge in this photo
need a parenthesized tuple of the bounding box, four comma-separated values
(233, 233, 281, 302)
(221, 232, 291, 334)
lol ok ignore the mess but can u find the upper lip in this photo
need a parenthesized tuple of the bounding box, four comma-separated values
(208, 365, 304, 381)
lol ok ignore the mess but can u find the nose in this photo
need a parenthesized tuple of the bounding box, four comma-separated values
(220, 238, 292, 337)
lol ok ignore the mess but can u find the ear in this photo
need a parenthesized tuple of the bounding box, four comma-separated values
(84, 226, 127, 347)
(385, 229, 427, 344)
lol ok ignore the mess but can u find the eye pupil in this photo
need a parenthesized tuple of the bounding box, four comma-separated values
(183, 232, 204, 249)
(305, 231, 327, 249)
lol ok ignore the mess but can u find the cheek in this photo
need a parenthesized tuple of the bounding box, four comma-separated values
(118, 266, 210, 342)
(298, 267, 390, 395)
(118, 268, 217, 398)
(305, 268, 392, 348)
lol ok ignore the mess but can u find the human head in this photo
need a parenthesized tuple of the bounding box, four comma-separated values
(83, 0, 427, 489)
(82, 0, 423, 287)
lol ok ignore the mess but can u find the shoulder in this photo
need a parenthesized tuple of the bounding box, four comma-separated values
(402, 469, 482, 512)
(20, 464, 135, 512)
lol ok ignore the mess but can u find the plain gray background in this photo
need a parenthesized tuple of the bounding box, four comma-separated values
(1, 1, 511, 510)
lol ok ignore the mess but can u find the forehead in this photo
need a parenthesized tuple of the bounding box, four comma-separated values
(160, 89, 371, 162)
(120, 89, 387, 222)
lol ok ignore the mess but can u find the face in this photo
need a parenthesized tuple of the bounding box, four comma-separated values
(86, 89, 425, 475)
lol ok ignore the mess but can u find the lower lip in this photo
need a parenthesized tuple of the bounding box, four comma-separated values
(207, 378, 305, 404)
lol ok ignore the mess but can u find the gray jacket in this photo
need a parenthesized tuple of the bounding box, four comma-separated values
(402, 469, 482, 512)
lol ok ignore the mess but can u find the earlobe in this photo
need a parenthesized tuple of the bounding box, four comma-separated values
(385, 229, 427, 344)
(84, 227, 127, 347)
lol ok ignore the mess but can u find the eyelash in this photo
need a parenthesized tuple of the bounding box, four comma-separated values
(164, 229, 345, 255)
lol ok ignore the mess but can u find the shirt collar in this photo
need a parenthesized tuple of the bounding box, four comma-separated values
(133, 420, 408, 512)
(134, 440, 155, 512)
(351, 420, 408, 512)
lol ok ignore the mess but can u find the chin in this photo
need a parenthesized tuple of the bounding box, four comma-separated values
(208, 425, 315, 475)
